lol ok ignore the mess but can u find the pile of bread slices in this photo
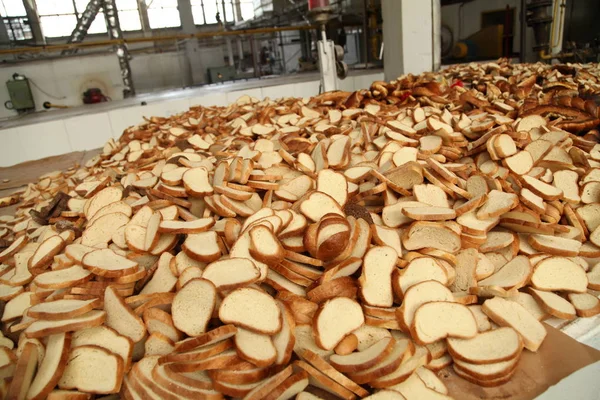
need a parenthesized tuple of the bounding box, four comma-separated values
(0, 60, 600, 399)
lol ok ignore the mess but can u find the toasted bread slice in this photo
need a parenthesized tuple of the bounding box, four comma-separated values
(314, 297, 364, 350)
(482, 297, 547, 351)
(411, 302, 477, 344)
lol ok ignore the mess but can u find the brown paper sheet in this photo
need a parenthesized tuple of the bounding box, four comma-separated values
(440, 324, 600, 400)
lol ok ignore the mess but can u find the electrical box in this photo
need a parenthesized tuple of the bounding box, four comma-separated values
(207, 66, 237, 84)
(6, 78, 34, 112)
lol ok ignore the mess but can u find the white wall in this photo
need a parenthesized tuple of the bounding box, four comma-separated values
(0, 71, 384, 167)
(0, 55, 124, 120)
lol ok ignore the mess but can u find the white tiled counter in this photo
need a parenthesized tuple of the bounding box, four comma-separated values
(0, 70, 383, 167)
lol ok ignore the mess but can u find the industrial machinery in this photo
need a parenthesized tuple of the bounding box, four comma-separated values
(307, 0, 347, 92)
(4, 73, 35, 114)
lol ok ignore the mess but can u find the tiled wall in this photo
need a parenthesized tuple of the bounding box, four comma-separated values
(0, 72, 383, 168)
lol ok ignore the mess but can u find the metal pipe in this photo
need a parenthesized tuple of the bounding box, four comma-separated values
(520, 0, 527, 62)
(0, 25, 316, 55)
(362, 0, 368, 68)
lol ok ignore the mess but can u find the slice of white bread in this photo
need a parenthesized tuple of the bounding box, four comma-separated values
(263, 371, 309, 400)
(272, 301, 295, 366)
(159, 338, 233, 366)
(28, 235, 66, 271)
(388, 371, 453, 399)
(482, 297, 547, 351)
(219, 287, 281, 334)
(427, 353, 453, 372)
(72, 326, 133, 371)
(234, 328, 276, 367)
(507, 292, 547, 321)
(397, 280, 455, 330)
(104, 286, 146, 343)
(182, 231, 222, 263)
(453, 356, 519, 381)
(347, 338, 413, 385)
(477, 255, 532, 290)
(58, 345, 123, 394)
(173, 324, 237, 353)
(476, 190, 518, 219)
(145, 332, 175, 356)
(3, 292, 37, 323)
(402, 222, 461, 253)
(27, 298, 100, 321)
(6, 341, 39, 400)
(362, 390, 406, 399)
(314, 297, 364, 350)
(468, 305, 493, 332)
(244, 365, 294, 400)
(530, 257, 588, 293)
(172, 278, 216, 337)
(201, 258, 260, 291)
(415, 366, 448, 395)
(528, 234, 581, 257)
(82, 249, 139, 278)
(140, 253, 177, 295)
(143, 307, 182, 343)
(393, 258, 448, 298)
(293, 325, 333, 359)
(567, 293, 600, 317)
(411, 301, 477, 344)
(27, 333, 71, 400)
(329, 337, 394, 373)
(151, 362, 222, 399)
(447, 327, 522, 364)
(369, 344, 430, 388)
(46, 389, 94, 399)
(449, 248, 478, 294)
(299, 349, 370, 397)
(158, 218, 214, 234)
(24, 310, 106, 339)
(359, 246, 397, 307)
(293, 360, 355, 400)
(33, 266, 92, 290)
(527, 288, 576, 320)
(249, 225, 285, 266)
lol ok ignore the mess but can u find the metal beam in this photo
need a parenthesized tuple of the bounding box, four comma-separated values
(62, 0, 102, 55)
(103, 0, 135, 97)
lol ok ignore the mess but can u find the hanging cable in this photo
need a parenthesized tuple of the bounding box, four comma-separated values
(27, 78, 67, 100)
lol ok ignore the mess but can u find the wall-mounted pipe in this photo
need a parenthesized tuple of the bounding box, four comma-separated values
(0, 25, 316, 56)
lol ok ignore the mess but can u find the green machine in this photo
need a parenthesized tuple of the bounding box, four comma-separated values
(5, 73, 35, 113)
(207, 66, 237, 84)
